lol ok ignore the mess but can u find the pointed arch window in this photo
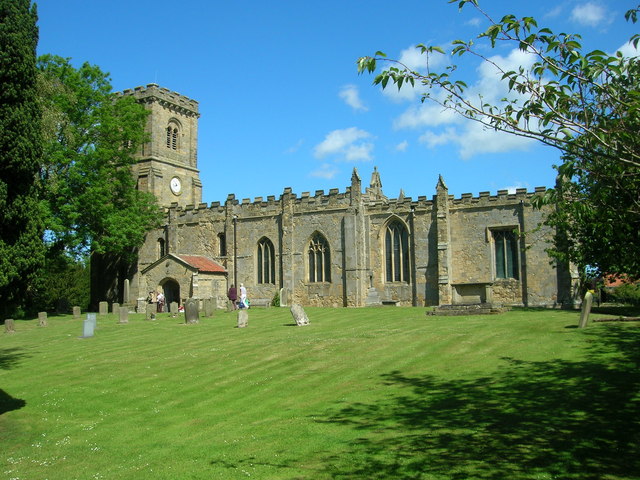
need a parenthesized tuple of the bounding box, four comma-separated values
(493, 229, 519, 279)
(157, 238, 165, 259)
(166, 122, 180, 151)
(385, 220, 409, 283)
(257, 237, 275, 284)
(308, 233, 331, 283)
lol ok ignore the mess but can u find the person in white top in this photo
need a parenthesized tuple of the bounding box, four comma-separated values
(239, 283, 247, 308)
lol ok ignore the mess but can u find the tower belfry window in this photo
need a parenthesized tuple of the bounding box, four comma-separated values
(166, 123, 179, 151)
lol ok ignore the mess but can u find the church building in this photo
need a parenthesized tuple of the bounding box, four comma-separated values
(91, 84, 578, 311)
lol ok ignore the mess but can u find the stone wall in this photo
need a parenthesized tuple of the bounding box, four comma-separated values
(125, 175, 572, 309)
(93, 85, 577, 310)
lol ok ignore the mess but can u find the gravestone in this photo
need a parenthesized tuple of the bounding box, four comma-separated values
(578, 291, 594, 328)
(98, 301, 108, 315)
(204, 298, 216, 317)
(237, 309, 248, 328)
(5, 319, 15, 334)
(185, 298, 199, 324)
(123, 279, 130, 304)
(38, 311, 48, 327)
(112, 302, 120, 313)
(290, 304, 310, 326)
(170, 301, 178, 314)
(73, 306, 81, 319)
(82, 313, 96, 338)
(137, 298, 147, 314)
(280, 288, 289, 307)
(118, 306, 129, 324)
(145, 303, 156, 321)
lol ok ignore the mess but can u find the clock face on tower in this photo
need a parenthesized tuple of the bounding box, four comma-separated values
(170, 176, 182, 195)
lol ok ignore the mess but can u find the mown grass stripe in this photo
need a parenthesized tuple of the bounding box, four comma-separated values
(2, 307, 638, 480)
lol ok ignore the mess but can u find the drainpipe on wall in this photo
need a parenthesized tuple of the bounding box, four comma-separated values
(233, 214, 238, 288)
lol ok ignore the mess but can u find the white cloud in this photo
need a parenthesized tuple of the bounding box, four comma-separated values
(465, 17, 481, 27)
(285, 139, 304, 154)
(381, 44, 448, 102)
(313, 127, 374, 162)
(501, 182, 531, 194)
(395, 140, 409, 152)
(391, 46, 539, 158)
(394, 101, 462, 129)
(345, 143, 374, 161)
(570, 2, 612, 27)
(617, 40, 639, 58)
(419, 122, 533, 159)
(310, 163, 339, 179)
(339, 84, 368, 112)
(544, 6, 563, 19)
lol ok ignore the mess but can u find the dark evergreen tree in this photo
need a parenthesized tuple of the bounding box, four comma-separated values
(0, 0, 46, 319)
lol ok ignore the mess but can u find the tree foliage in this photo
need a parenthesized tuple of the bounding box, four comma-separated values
(0, 0, 46, 318)
(37, 55, 163, 260)
(357, 1, 640, 277)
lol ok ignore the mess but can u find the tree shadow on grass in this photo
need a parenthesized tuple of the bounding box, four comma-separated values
(317, 326, 640, 480)
(0, 349, 29, 415)
(0, 389, 26, 415)
(0, 347, 29, 370)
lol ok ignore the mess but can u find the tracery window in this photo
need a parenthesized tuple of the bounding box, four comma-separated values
(166, 122, 179, 150)
(308, 233, 331, 283)
(257, 237, 275, 284)
(385, 220, 409, 283)
(493, 229, 519, 279)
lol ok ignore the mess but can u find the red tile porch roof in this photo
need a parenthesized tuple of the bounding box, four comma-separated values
(178, 255, 227, 274)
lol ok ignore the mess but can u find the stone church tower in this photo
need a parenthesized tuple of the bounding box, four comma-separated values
(122, 84, 202, 207)
(92, 84, 579, 312)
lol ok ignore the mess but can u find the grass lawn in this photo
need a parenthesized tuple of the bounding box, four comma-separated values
(1, 306, 639, 480)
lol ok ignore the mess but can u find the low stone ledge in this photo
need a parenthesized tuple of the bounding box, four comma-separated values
(250, 298, 271, 308)
(427, 303, 509, 316)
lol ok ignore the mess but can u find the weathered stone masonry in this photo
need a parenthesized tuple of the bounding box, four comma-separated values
(91, 84, 578, 310)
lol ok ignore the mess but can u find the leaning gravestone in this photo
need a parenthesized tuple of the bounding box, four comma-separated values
(185, 298, 199, 324)
(38, 311, 48, 327)
(290, 304, 310, 326)
(578, 291, 594, 328)
(5, 319, 15, 334)
(98, 301, 108, 316)
(73, 306, 81, 319)
(82, 313, 96, 338)
(118, 306, 129, 324)
(237, 309, 248, 328)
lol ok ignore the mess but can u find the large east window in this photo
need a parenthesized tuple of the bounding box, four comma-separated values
(308, 233, 331, 283)
(257, 237, 275, 284)
(385, 220, 409, 282)
(493, 229, 519, 279)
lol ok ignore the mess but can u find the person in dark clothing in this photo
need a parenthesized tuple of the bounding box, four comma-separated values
(228, 284, 238, 310)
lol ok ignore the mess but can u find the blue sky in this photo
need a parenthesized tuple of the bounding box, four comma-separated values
(36, 0, 638, 204)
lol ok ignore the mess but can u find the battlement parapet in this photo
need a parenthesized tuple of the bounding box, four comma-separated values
(162, 185, 550, 223)
(119, 83, 199, 116)
(450, 186, 547, 207)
